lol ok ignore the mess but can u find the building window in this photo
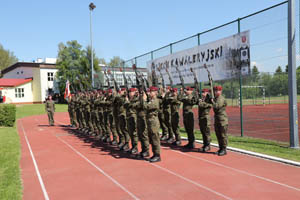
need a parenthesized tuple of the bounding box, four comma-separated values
(15, 88, 24, 98)
(48, 72, 54, 81)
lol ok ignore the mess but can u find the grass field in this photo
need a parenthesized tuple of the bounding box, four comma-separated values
(0, 103, 299, 200)
(0, 104, 68, 200)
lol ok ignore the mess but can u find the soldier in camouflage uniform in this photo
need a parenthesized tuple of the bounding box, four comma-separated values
(142, 86, 161, 162)
(101, 90, 111, 142)
(157, 88, 168, 142)
(84, 92, 94, 134)
(197, 88, 213, 152)
(124, 87, 139, 154)
(133, 92, 150, 158)
(179, 87, 196, 149)
(79, 92, 87, 131)
(104, 89, 118, 144)
(116, 88, 130, 151)
(212, 86, 228, 156)
(68, 94, 78, 127)
(161, 86, 172, 141)
(167, 88, 181, 145)
(90, 91, 98, 135)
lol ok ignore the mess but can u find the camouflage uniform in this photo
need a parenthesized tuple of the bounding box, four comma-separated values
(213, 94, 228, 151)
(104, 93, 118, 142)
(157, 93, 168, 140)
(116, 93, 130, 148)
(124, 95, 139, 153)
(198, 94, 213, 147)
(162, 92, 172, 140)
(168, 94, 181, 143)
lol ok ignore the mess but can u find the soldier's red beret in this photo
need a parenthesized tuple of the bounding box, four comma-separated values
(213, 86, 223, 91)
(129, 88, 137, 92)
(149, 86, 159, 92)
(166, 86, 171, 90)
(202, 88, 209, 93)
(185, 86, 194, 91)
(107, 89, 113, 93)
(120, 88, 126, 91)
(171, 88, 178, 92)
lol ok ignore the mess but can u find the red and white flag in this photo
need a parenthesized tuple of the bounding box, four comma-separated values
(64, 80, 71, 101)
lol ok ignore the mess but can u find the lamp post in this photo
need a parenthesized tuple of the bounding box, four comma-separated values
(89, 2, 96, 88)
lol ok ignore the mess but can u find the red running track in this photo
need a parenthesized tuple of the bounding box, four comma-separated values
(18, 112, 300, 200)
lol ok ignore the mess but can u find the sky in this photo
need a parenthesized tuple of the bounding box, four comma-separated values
(0, 0, 297, 72)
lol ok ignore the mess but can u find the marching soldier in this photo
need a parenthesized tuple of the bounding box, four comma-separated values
(161, 86, 172, 141)
(116, 88, 130, 151)
(168, 87, 181, 145)
(142, 86, 161, 162)
(157, 88, 168, 142)
(124, 87, 139, 154)
(179, 86, 196, 149)
(197, 88, 213, 152)
(104, 89, 118, 144)
(45, 95, 55, 126)
(212, 86, 228, 156)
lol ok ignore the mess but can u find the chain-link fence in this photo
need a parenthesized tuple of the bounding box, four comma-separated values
(124, 1, 300, 144)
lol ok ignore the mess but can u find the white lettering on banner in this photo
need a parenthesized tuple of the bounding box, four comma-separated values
(147, 31, 250, 85)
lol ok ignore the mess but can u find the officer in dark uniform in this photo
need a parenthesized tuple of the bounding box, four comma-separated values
(45, 95, 55, 126)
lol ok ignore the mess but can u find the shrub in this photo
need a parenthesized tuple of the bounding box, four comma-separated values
(0, 104, 16, 127)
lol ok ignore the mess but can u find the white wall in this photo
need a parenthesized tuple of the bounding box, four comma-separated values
(39, 68, 58, 100)
(1, 82, 33, 103)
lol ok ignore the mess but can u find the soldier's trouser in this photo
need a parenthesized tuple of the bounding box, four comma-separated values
(91, 111, 98, 133)
(94, 111, 102, 135)
(80, 110, 87, 128)
(47, 111, 54, 125)
(214, 124, 228, 149)
(99, 112, 106, 136)
(104, 112, 109, 136)
(171, 112, 181, 141)
(85, 111, 94, 131)
(114, 112, 122, 142)
(119, 115, 130, 144)
(72, 109, 78, 127)
(68, 109, 74, 125)
(77, 109, 83, 128)
(158, 112, 167, 137)
(199, 118, 211, 146)
(163, 110, 172, 138)
(147, 117, 161, 156)
(127, 116, 138, 148)
(183, 112, 195, 144)
(137, 116, 149, 153)
(108, 113, 118, 141)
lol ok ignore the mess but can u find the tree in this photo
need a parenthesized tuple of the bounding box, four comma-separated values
(275, 66, 282, 74)
(0, 44, 18, 77)
(251, 65, 259, 82)
(56, 40, 101, 94)
(108, 56, 124, 68)
(285, 65, 288, 73)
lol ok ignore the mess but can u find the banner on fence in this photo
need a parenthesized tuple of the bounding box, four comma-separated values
(147, 31, 250, 85)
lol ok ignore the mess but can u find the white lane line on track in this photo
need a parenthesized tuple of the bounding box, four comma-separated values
(56, 136, 140, 200)
(55, 120, 232, 199)
(163, 147, 300, 192)
(152, 163, 233, 200)
(19, 119, 50, 200)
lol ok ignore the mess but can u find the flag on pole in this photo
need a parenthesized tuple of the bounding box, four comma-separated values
(64, 80, 71, 101)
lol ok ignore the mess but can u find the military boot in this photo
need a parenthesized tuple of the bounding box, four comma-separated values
(199, 144, 211, 152)
(217, 149, 227, 156)
(166, 137, 175, 144)
(130, 146, 138, 154)
(121, 143, 130, 152)
(160, 135, 168, 141)
(149, 154, 161, 163)
(183, 142, 195, 149)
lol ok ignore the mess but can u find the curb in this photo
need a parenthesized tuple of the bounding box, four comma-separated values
(180, 136, 300, 167)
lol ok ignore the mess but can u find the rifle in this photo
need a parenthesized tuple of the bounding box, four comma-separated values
(157, 67, 165, 89)
(165, 66, 173, 87)
(175, 66, 185, 91)
(103, 69, 111, 89)
(132, 64, 149, 101)
(151, 63, 158, 87)
(107, 69, 119, 92)
(120, 67, 130, 98)
(203, 64, 215, 99)
(190, 67, 200, 99)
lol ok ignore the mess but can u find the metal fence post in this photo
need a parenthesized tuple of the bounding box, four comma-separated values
(170, 43, 173, 54)
(197, 33, 202, 92)
(238, 18, 244, 137)
(288, 0, 299, 148)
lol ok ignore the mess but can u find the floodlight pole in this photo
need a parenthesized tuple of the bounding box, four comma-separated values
(288, 0, 299, 148)
(89, 3, 96, 88)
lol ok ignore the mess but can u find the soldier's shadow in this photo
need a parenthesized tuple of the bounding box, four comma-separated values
(64, 128, 138, 160)
(160, 141, 217, 155)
